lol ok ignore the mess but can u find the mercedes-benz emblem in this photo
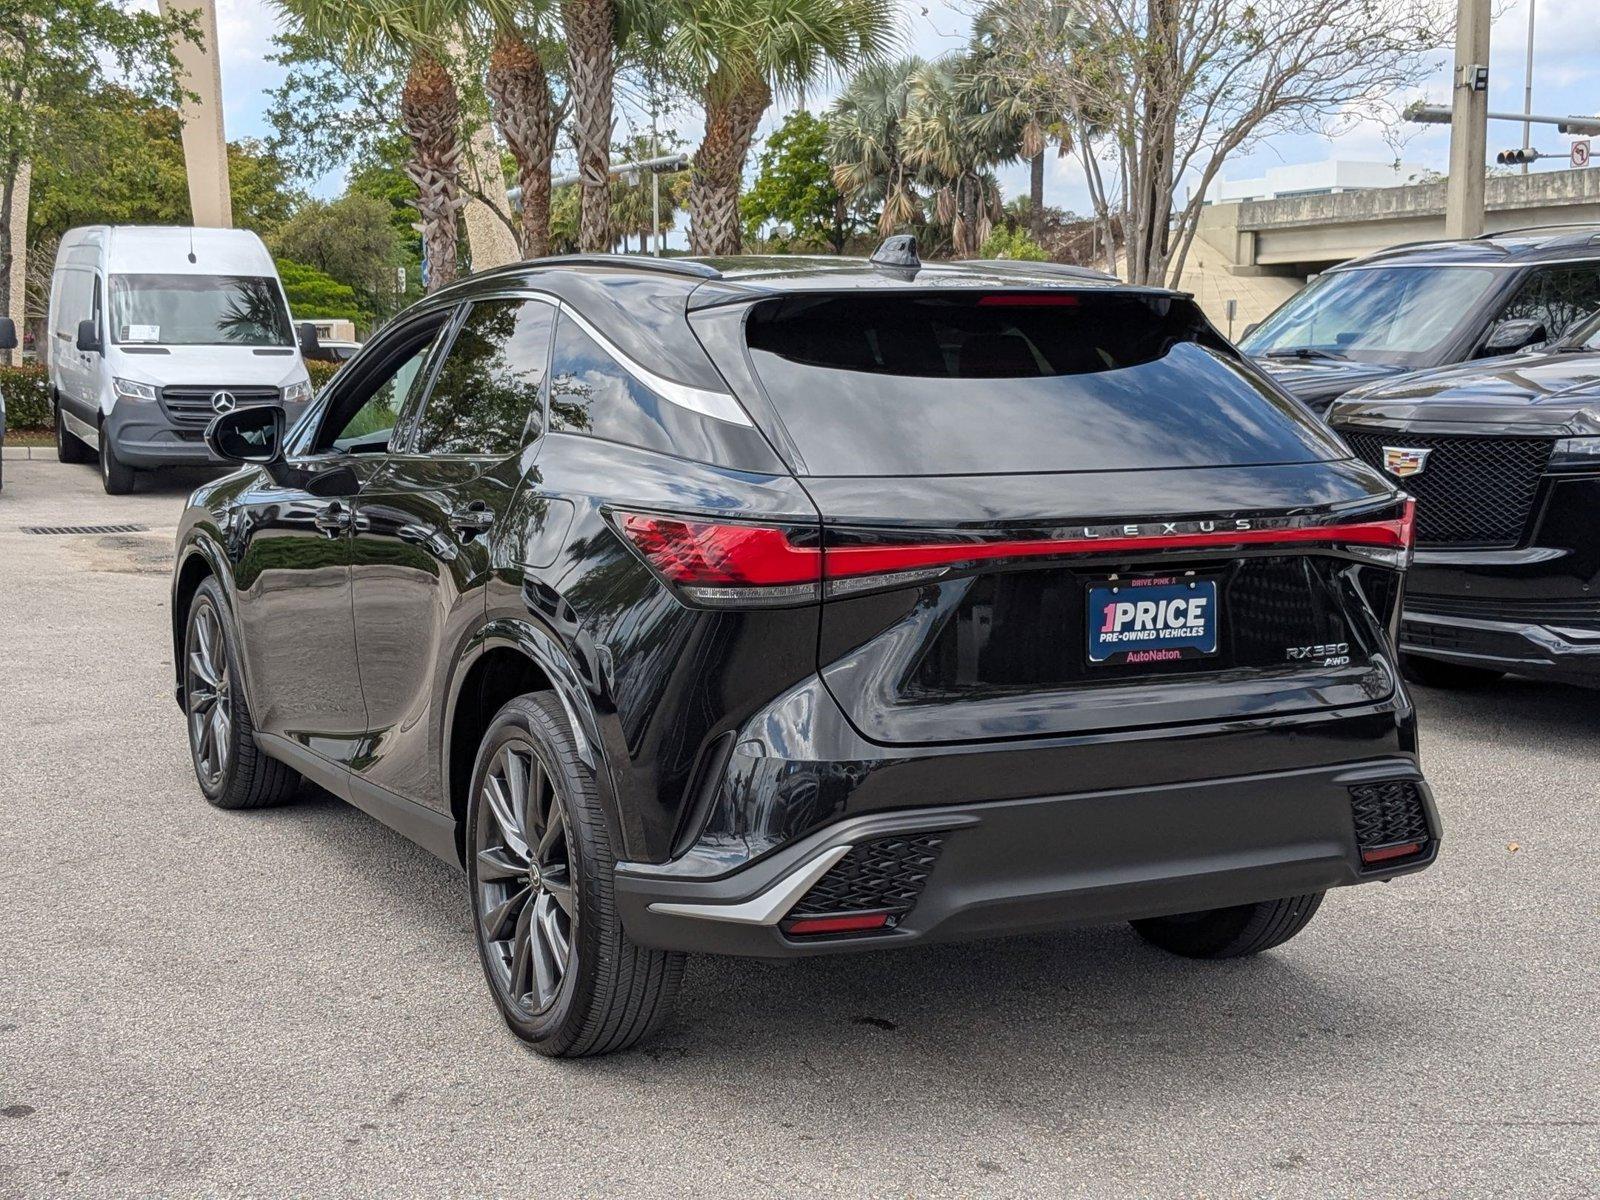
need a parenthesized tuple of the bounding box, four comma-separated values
(211, 390, 237, 415)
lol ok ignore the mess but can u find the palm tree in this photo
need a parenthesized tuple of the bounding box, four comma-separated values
(826, 57, 924, 237)
(668, 0, 897, 256)
(275, 0, 468, 290)
(901, 56, 1015, 258)
(478, 0, 564, 257)
(560, 0, 620, 252)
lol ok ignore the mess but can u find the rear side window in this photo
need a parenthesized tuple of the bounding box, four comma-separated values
(1494, 263, 1600, 342)
(744, 293, 1344, 476)
(412, 298, 553, 456)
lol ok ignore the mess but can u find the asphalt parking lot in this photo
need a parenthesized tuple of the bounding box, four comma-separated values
(0, 455, 1595, 1199)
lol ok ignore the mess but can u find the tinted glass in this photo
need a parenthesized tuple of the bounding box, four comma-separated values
(745, 293, 1343, 476)
(109, 274, 293, 347)
(1494, 263, 1600, 342)
(412, 299, 553, 456)
(1239, 266, 1497, 366)
(322, 323, 445, 453)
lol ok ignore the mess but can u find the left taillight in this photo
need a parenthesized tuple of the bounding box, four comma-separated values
(614, 512, 823, 606)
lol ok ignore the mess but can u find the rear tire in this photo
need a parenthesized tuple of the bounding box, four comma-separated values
(1402, 654, 1504, 690)
(466, 692, 683, 1057)
(183, 578, 302, 809)
(56, 402, 92, 464)
(1132, 892, 1325, 959)
(99, 426, 135, 494)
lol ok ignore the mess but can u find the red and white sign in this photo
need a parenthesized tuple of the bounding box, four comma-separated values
(1574, 140, 1592, 169)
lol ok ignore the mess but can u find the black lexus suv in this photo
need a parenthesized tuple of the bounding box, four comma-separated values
(1241, 225, 1600, 415)
(171, 246, 1437, 1056)
(1329, 307, 1600, 687)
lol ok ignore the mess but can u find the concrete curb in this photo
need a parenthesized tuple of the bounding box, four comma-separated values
(1, 444, 52, 460)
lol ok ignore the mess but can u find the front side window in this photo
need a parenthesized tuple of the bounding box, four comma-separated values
(1240, 266, 1499, 367)
(109, 274, 293, 347)
(410, 298, 553, 456)
(1492, 263, 1600, 343)
(317, 321, 447, 454)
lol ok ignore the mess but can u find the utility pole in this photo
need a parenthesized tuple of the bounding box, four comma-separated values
(158, 0, 232, 228)
(1521, 0, 1537, 175)
(1444, 0, 1492, 238)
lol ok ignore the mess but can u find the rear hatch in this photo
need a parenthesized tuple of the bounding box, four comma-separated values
(736, 289, 1411, 745)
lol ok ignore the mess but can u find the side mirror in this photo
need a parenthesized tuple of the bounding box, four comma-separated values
(1240, 321, 1260, 341)
(0, 317, 16, 352)
(1483, 317, 1546, 355)
(206, 404, 285, 465)
(297, 322, 321, 358)
(76, 318, 102, 354)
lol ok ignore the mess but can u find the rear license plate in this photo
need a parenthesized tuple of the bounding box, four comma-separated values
(1087, 577, 1219, 665)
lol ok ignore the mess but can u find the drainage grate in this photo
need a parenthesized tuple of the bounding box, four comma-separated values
(20, 523, 149, 536)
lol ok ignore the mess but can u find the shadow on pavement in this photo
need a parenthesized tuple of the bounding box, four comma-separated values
(1412, 674, 1600, 750)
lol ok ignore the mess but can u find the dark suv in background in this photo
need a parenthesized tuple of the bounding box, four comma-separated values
(1242, 225, 1600, 414)
(1330, 308, 1600, 688)
(172, 248, 1436, 1056)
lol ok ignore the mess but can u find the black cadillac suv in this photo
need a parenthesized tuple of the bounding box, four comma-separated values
(171, 246, 1437, 1056)
(1329, 308, 1600, 687)
(1241, 225, 1600, 415)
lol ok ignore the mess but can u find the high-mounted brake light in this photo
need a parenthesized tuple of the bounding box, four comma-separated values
(976, 293, 1080, 307)
(614, 501, 1414, 607)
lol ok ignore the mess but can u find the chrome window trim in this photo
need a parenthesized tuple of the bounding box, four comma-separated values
(554, 300, 754, 427)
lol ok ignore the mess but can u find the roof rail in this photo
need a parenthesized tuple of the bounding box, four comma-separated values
(966, 258, 1120, 282)
(516, 253, 723, 279)
(1473, 222, 1600, 240)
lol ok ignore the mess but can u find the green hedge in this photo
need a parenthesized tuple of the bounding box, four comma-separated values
(2, 359, 342, 434)
(1, 363, 51, 432)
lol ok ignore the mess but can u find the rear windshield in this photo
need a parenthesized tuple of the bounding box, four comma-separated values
(744, 292, 1343, 476)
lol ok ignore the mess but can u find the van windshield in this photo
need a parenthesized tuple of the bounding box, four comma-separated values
(743, 292, 1344, 476)
(109, 274, 293, 347)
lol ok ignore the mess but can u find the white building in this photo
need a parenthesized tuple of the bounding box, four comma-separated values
(1210, 160, 1429, 204)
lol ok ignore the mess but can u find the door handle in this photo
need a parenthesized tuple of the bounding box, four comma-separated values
(313, 501, 352, 536)
(449, 502, 495, 539)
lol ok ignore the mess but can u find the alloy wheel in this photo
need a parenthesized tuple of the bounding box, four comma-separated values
(185, 603, 233, 789)
(474, 741, 576, 1017)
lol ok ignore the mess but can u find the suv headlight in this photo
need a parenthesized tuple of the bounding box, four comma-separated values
(282, 379, 312, 406)
(112, 377, 157, 402)
(1550, 437, 1600, 471)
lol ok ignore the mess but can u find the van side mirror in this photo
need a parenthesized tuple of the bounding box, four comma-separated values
(297, 322, 321, 358)
(206, 404, 285, 465)
(1482, 317, 1546, 355)
(0, 317, 16, 352)
(76, 319, 102, 354)
(1240, 322, 1260, 341)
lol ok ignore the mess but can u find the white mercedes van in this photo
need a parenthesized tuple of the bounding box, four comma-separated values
(47, 227, 316, 493)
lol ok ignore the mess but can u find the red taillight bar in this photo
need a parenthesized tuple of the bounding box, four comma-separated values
(614, 501, 1414, 598)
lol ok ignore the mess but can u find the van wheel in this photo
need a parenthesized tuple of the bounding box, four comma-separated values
(56, 403, 92, 464)
(99, 427, 135, 494)
(1402, 654, 1504, 690)
(466, 693, 684, 1057)
(1131, 892, 1325, 959)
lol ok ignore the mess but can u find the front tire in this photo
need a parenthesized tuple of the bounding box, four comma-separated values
(1402, 654, 1504, 690)
(56, 402, 92, 464)
(183, 578, 302, 809)
(466, 693, 683, 1057)
(1131, 892, 1325, 959)
(99, 426, 135, 494)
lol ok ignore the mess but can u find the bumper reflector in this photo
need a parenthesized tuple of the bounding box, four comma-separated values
(1360, 841, 1425, 865)
(784, 913, 891, 936)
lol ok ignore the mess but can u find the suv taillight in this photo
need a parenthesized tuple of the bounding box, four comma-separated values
(613, 500, 1414, 607)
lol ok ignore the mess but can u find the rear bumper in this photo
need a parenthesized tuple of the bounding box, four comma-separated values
(615, 757, 1438, 958)
(1402, 611, 1600, 684)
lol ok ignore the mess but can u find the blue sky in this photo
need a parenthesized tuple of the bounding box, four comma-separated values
(201, 0, 1600, 234)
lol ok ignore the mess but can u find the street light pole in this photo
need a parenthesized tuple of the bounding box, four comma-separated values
(1445, 0, 1492, 238)
(1521, 0, 1537, 175)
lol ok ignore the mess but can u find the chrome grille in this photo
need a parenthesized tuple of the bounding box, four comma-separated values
(159, 386, 280, 427)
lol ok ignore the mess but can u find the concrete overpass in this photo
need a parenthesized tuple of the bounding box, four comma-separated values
(1179, 166, 1600, 329)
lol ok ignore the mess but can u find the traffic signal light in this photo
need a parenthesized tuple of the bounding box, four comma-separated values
(1495, 147, 1542, 165)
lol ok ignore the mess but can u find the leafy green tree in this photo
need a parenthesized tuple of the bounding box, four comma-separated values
(979, 225, 1047, 261)
(271, 193, 407, 320)
(1, 0, 193, 359)
(741, 111, 857, 253)
(666, 0, 897, 255)
(276, 258, 368, 325)
(827, 57, 925, 237)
